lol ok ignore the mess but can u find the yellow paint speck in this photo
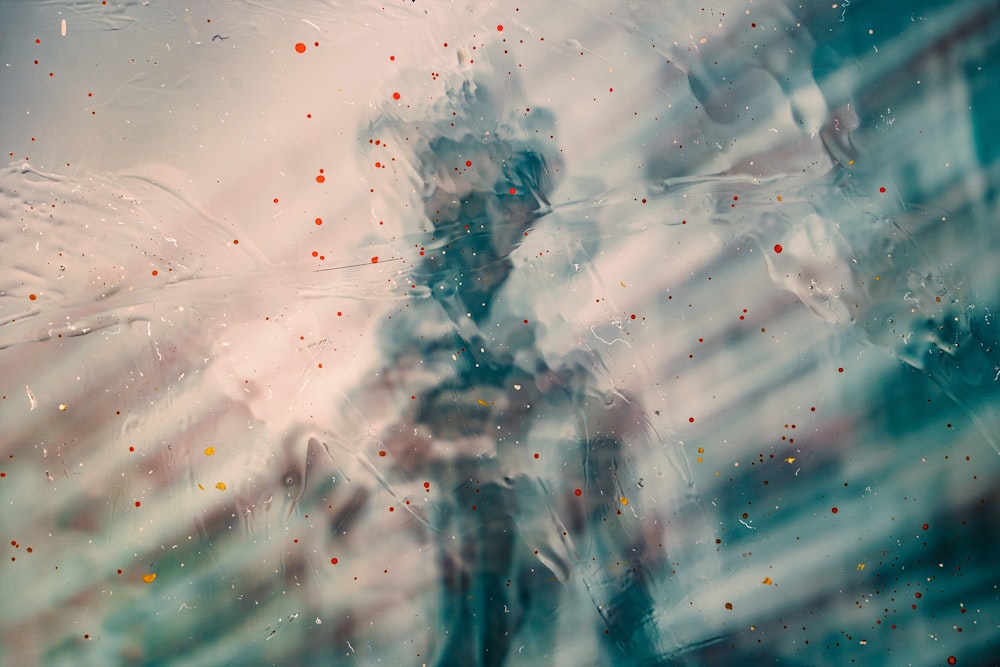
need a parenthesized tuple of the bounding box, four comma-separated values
(762, 576, 773, 585)
(848, 159, 855, 165)
(776, 195, 782, 202)
(142, 573, 156, 584)
(476, 399, 490, 407)
(857, 563, 866, 571)
(198, 483, 205, 491)
(784, 457, 796, 464)
(59, 404, 67, 411)
(215, 482, 226, 491)
(697, 447, 705, 454)
(203, 447, 216, 456)
(619, 281, 627, 287)
(619, 496, 628, 505)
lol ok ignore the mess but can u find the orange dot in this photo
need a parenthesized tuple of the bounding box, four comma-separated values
(315, 218, 323, 225)
(28, 294, 37, 301)
(392, 92, 401, 100)
(151, 270, 158, 276)
(295, 42, 306, 53)
(316, 174, 325, 183)
(371, 256, 379, 263)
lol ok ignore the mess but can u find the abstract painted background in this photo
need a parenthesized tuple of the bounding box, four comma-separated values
(1, 1, 998, 665)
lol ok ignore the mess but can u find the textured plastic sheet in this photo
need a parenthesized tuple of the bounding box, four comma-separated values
(1, 1, 998, 665)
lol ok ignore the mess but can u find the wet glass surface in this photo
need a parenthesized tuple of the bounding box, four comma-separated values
(1, 1, 999, 665)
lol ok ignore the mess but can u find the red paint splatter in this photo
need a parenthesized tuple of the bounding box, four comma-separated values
(315, 218, 323, 225)
(392, 92, 401, 100)
(574, 488, 582, 496)
(294, 42, 306, 53)
(948, 657, 957, 665)
(773, 244, 783, 254)
(28, 294, 37, 301)
(330, 557, 338, 564)
(134, 501, 140, 507)
(509, 187, 517, 195)
(922, 523, 929, 530)
(879, 187, 886, 193)
(371, 256, 379, 263)
(688, 417, 695, 423)
(831, 507, 838, 514)
(497, 24, 504, 31)
(533, 453, 540, 459)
